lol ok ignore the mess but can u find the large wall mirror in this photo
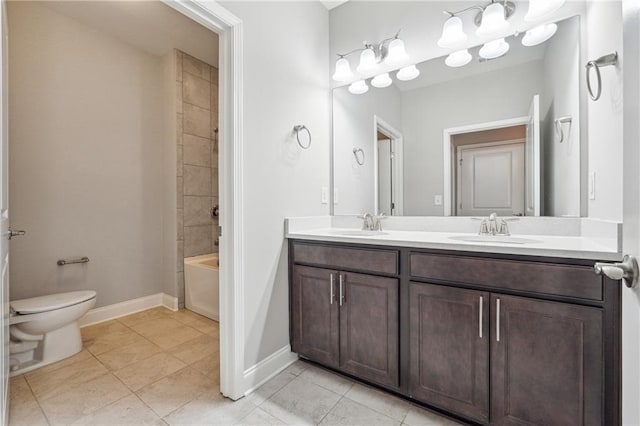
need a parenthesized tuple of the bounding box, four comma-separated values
(333, 15, 582, 217)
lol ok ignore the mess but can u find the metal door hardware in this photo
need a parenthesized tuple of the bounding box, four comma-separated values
(594, 255, 639, 288)
(8, 229, 25, 240)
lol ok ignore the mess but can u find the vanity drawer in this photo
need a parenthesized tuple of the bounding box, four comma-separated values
(409, 253, 603, 301)
(292, 242, 398, 275)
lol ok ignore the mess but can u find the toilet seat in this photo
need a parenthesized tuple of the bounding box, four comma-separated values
(11, 290, 97, 314)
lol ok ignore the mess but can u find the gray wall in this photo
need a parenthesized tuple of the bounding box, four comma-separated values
(8, 2, 169, 307)
(542, 18, 581, 217)
(400, 61, 544, 215)
(220, 2, 331, 370)
(333, 85, 402, 215)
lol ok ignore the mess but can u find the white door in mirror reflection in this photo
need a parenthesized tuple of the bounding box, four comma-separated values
(525, 94, 541, 216)
(378, 138, 393, 216)
(458, 142, 525, 217)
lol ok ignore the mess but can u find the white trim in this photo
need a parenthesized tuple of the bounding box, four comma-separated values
(243, 345, 298, 396)
(374, 116, 404, 216)
(161, 0, 245, 400)
(443, 116, 529, 216)
(78, 293, 178, 328)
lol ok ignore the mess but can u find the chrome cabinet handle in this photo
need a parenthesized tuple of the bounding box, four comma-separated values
(330, 273, 335, 305)
(479, 296, 483, 339)
(496, 298, 501, 342)
(339, 274, 344, 306)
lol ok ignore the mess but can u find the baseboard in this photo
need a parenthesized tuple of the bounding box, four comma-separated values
(243, 345, 298, 396)
(79, 293, 179, 327)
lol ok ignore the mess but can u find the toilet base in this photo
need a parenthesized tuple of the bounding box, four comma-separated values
(10, 321, 83, 376)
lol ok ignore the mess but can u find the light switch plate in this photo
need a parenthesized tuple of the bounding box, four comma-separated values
(434, 195, 443, 206)
(321, 187, 328, 204)
(589, 172, 596, 200)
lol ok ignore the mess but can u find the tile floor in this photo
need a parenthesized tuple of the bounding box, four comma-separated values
(9, 307, 459, 426)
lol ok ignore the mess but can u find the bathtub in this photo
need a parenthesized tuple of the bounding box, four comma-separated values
(184, 253, 219, 321)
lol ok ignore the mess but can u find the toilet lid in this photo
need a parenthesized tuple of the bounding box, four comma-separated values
(11, 290, 97, 314)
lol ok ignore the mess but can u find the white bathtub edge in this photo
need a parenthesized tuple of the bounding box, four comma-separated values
(79, 292, 179, 327)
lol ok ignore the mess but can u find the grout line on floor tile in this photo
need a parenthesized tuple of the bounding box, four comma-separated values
(316, 393, 346, 425)
(22, 374, 52, 426)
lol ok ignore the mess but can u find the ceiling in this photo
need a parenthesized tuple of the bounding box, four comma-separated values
(39, 1, 219, 67)
(320, 1, 349, 10)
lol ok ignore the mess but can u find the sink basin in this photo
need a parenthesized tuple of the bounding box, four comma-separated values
(330, 230, 389, 236)
(449, 235, 541, 245)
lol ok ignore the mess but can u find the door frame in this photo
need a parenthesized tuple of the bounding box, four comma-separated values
(373, 115, 404, 215)
(161, 0, 245, 400)
(455, 139, 526, 216)
(443, 116, 528, 216)
(622, 0, 640, 423)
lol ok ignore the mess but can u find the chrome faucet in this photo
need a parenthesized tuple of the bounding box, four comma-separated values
(478, 212, 512, 236)
(360, 213, 386, 231)
(360, 213, 374, 231)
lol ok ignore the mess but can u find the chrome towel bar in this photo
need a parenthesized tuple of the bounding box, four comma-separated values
(57, 257, 90, 266)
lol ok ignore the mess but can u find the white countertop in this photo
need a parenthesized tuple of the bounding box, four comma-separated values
(285, 217, 623, 261)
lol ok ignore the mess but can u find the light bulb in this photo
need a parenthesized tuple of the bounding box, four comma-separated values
(522, 23, 558, 46)
(348, 80, 369, 95)
(445, 49, 472, 67)
(525, 0, 565, 22)
(357, 47, 377, 74)
(396, 65, 420, 81)
(384, 38, 409, 66)
(371, 73, 392, 88)
(437, 16, 468, 49)
(332, 57, 354, 82)
(479, 38, 510, 59)
(477, 2, 510, 37)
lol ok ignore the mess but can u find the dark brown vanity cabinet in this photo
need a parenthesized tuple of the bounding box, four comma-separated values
(289, 241, 619, 425)
(290, 242, 400, 388)
(491, 294, 603, 426)
(408, 283, 490, 423)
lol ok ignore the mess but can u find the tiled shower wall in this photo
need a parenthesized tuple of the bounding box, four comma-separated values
(176, 50, 219, 307)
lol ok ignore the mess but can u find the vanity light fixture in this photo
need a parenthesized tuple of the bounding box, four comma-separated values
(396, 65, 420, 81)
(356, 46, 377, 74)
(479, 38, 510, 59)
(445, 49, 473, 67)
(332, 57, 354, 82)
(525, 0, 565, 22)
(371, 73, 393, 88)
(522, 23, 558, 46)
(384, 37, 410, 66)
(437, 16, 468, 49)
(332, 30, 409, 83)
(349, 80, 369, 95)
(476, 2, 510, 37)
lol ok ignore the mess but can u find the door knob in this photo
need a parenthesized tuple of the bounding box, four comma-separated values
(594, 255, 639, 288)
(8, 229, 26, 240)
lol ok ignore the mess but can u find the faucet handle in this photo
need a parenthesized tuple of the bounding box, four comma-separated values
(479, 219, 489, 235)
(497, 219, 511, 236)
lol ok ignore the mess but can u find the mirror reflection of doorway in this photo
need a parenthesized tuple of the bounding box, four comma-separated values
(374, 116, 403, 216)
(453, 125, 526, 216)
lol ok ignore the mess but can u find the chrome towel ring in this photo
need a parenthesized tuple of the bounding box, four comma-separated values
(353, 148, 365, 165)
(293, 125, 311, 149)
(586, 52, 618, 101)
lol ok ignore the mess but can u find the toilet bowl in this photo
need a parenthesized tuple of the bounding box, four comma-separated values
(9, 290, 96, 376)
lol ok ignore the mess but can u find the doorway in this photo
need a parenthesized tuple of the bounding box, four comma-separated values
(453, 127, 526, 217)
(0, 1, 244, 416)
(374, 116, 403, 216)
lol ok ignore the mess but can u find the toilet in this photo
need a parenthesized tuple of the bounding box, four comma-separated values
(9, 290, 96, 376)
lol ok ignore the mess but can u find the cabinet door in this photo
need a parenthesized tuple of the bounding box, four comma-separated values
(291, 265, 339, 368)
(408, 283, 490, 423)
(339, 272, 399, 388)
(491, 294, 603, 426)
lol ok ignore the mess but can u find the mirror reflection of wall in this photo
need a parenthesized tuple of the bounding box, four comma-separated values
(332, 15, 582, 218)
